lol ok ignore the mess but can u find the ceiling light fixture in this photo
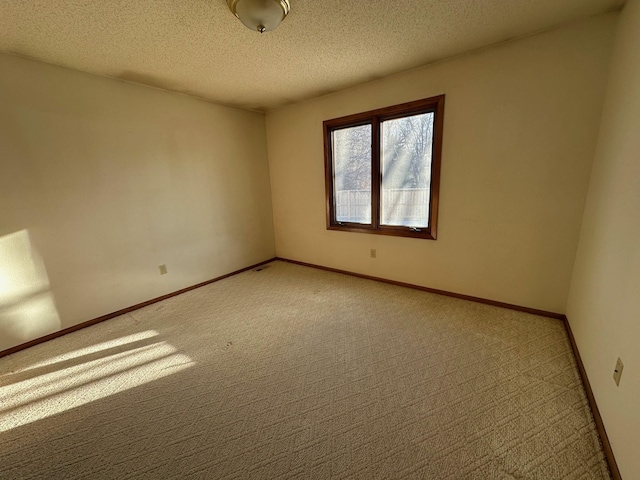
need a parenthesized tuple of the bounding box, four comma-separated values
(227, 0, 290, 34)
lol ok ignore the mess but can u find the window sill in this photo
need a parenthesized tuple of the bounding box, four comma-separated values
(327, 224, 436, 240)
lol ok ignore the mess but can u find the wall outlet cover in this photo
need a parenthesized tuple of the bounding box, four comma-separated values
(613, 357, 624, 386)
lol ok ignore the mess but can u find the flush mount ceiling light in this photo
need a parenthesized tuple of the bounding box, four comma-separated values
(227, 0, 290, 33)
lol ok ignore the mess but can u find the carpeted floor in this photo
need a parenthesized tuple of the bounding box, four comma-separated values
(0, 260, 609, 479)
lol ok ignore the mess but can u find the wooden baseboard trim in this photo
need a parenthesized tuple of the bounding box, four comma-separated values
(0, 258, 277, 359)
(563, 316, 621, 480)
(275, 257, 564, 319)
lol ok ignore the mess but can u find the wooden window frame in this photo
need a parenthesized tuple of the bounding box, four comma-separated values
(323, 94, 445, 240)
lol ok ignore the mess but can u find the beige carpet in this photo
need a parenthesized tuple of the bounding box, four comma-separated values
(0, 260, 609, 479)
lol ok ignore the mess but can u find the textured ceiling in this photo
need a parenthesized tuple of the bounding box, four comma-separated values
(0, 0, 622, 111)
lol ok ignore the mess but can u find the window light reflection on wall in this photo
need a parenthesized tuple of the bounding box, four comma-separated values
(0, 230, 60, 351)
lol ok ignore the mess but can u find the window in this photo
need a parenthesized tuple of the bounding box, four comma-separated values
(323, 95, 445, 239)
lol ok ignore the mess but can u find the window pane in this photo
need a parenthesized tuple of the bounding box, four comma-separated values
(332, 125, 372, 224)
(380, 112, 434, 228)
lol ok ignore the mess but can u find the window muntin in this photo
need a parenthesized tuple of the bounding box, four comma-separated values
(323, 95, 444, 240)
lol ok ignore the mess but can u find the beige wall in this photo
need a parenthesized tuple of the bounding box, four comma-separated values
(266, 15, 616, 314)
(0, 53, 275, 352)
(566, 1, 640, 477)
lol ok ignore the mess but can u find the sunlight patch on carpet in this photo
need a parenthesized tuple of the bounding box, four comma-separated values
(0, 337, 193, 432)
(16, 330, 161, 372)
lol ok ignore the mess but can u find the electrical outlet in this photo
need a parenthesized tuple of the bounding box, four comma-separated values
(613, 357, 624, 386)
(159, 264, 168, 275)
(370, 248, 376, 259)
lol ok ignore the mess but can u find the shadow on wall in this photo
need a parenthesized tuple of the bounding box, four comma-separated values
(0, 230, 61, 351)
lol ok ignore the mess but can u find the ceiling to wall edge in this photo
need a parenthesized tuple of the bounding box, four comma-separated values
(2, 7, 622, 116)
(263, 8, 622, 114)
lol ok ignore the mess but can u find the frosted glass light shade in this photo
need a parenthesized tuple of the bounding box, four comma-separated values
(227, 0, 290, 33)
